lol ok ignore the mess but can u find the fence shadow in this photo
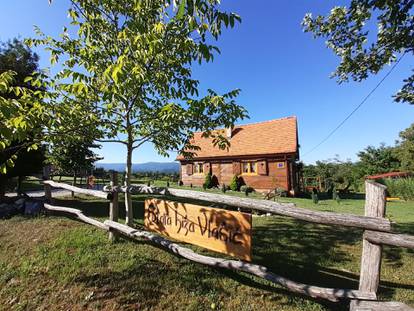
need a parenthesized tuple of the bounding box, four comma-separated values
(51, 194, 414, 309)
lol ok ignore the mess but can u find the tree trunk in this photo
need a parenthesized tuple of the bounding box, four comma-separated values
(0, 176, 6, 201)
(17, 175, 24, 195)
(125, 143, 133, 225)
(72, 172, 77, 198)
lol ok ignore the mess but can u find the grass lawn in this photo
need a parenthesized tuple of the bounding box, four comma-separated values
(1, 190, 413, 311)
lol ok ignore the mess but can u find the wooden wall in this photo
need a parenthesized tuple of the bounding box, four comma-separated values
(180, 156, 297, 192)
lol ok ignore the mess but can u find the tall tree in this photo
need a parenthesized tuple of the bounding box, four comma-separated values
(0, 39, 48, 196)
(0, 39, 39, 86)
(49, 135, 102, 185)
(32, 0, 247, 225)
(357, 143, 401, 176)
(394, 123, 414, 172)
(303, 1, 413, 104)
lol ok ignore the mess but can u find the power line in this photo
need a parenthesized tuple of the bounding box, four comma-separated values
(302, 53, 406, 158)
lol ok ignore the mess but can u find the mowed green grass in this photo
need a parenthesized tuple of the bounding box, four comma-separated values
(1, 192, 413, 310)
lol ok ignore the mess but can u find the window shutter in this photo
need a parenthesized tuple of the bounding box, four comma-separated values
(186, 163, 193, 175)
(258, 160, 268, 175)
(232, 162, 241, 175)
(203, 162, 211, 174)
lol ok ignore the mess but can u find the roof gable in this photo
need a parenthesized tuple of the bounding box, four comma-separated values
(178, 116, 298, 160)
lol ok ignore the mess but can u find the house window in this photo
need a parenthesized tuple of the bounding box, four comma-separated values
(194, 162, 204, 174)
(242, 161, 257, 175)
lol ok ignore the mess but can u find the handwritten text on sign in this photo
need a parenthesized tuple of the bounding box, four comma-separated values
(144, 199, 252, 261)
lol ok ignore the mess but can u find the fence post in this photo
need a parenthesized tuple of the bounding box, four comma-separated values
(43, 167, 52, 204)
(109, 171, 119, 242)
(351, 180, 387, 310)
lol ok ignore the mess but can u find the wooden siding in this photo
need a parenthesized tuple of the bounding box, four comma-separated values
(180, 157, 296, 192)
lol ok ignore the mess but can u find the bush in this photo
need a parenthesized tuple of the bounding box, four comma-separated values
(229, 175, 240, 191)
(275, 187, 287, 197)
(335, 194, 341, 204)
(311, 192, 319, 204)
(383, 177, 414, 200)
(240, 185, 254, 196)
(178, 180, 183, 186)
(203, 172, 213, 189)
(221, 183, 227, 193)
(332, 187, 337, 200)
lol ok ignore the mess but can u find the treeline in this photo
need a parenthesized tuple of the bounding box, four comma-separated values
(302, 123, 414, 196)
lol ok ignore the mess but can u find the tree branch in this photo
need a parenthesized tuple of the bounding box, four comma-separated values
(96, 138, 127, 145)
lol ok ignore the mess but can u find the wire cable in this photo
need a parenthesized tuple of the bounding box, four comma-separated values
(302, 53, 406, 158)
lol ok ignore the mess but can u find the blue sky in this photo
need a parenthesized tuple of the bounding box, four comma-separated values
(1, 1, 413, 164)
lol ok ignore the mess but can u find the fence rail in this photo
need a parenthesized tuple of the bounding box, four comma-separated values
(103, 184, 393, 232)
(43, 180, 112, 200)
(42, 179, 414, 311)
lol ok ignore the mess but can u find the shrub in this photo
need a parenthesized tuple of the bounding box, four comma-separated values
(241, 185, 254, 196)
(221, 183, 227, 193)
(166, 181, 170, 187)
(203, 172, 213, 189)
(332, 189, 341, 203)
(275, 187, 287, 197)
(383, 177, 414, 200)
(311, 192, 319, 204)
(229, 175, 240, 191)
(147, 180, 151, 187)
(335, 194, 341, 204)
(332, 188, 338, 200)
(178, 180, 183, 186)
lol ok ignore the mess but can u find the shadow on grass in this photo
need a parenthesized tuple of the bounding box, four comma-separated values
(73, 258, 166, 308)
(50, 194, 414, 310)
(51, 195, 146, 221)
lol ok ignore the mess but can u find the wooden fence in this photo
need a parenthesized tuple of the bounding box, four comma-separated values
(42, 177, 414, 311)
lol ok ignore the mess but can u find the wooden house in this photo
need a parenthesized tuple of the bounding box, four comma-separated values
(177, 116, 300, 194)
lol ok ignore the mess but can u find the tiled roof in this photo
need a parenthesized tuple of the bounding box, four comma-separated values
(177, 116, 298, 160)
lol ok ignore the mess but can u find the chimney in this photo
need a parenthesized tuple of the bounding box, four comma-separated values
(225, 126, 233, 139)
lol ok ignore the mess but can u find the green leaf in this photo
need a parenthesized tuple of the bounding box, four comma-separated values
(176, 0, 186, 19)
(24, 76, 33, 83)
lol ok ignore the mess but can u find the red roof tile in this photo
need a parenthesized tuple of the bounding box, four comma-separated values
(366, 172, 412, 180)
(177, 116, 298, 160)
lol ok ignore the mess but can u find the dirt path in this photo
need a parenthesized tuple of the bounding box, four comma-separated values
(5, 189, 72, 198)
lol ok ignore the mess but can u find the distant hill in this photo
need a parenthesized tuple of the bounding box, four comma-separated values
(95, 162, 180, 173)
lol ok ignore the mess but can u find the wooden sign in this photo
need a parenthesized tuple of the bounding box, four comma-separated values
(144, 198, 252, 261)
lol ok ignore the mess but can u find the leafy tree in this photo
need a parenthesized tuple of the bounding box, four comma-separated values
(0, 39, 51, 196)
(49, 136, 102, 185)
(229, 175, 239, 191)
(0, 71, 48, 196)
(357, 143, 401, 176)
(394, 123, 414, 172)
(0, 39, 39, 86)
(302, 157, 366, 192)
(203, 172, 213, 189)
(303, 1, 413, 104)
(32, 0, 247, 225)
